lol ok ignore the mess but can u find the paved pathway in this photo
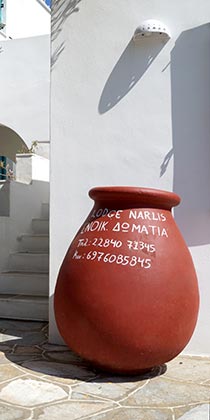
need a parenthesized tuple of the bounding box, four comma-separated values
(0, 320, 209, 419)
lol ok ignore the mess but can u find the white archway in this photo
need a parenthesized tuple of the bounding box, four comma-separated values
(0, 124, 28, 162)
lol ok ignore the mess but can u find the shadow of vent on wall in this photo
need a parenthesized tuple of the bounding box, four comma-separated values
(98, 38, 167, 114)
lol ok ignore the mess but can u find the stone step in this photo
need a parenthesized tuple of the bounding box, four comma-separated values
(0, 272, 49, 296)
(41, 202, 49, 219)
(8, 253, 49, 273)
(32, 219, 49, 234)
(17, 234, 49, 253)
(0, 294, 48, 321)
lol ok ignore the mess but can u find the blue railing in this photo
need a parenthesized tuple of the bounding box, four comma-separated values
(0, 0, 4, 25)
(0, 156, 6, 180)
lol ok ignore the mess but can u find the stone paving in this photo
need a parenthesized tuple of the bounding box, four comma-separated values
(0, 320, 209, 419)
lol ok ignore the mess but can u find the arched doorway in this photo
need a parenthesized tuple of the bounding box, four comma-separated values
(0, 123, 28, 180)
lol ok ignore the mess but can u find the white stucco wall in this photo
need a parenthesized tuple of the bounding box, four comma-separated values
(4, 0, 50, 39)
(0, 35, 50, 149)
(16, 154, 49, 184)
(0, 179, 49, 276)
(50, 0, 210, 355)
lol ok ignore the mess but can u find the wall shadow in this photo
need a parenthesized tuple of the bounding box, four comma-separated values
(169, 24, 210, 246)
(51, 41, 65, 69)
(51, 0, 82, 68)
(160, 148, 173, 177)
(51, 0, 81, 42)
(98, 38, 168, 114)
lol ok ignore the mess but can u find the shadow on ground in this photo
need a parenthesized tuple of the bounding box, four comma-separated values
(0, 319, 167, 383)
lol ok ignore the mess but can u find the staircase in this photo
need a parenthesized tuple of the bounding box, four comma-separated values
(0, 203, 49, 321)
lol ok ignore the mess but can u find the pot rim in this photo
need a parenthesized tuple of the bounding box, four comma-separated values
(89, 186, 180, 209)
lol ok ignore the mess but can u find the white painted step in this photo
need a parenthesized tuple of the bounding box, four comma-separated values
(0, 294, 48, 321)
(32, 218, 49, 234)
(41, 202, 49, 219)
(0, 272, 49, 296)
(17, 234, 49, 253)
(8, 253, 49, 273)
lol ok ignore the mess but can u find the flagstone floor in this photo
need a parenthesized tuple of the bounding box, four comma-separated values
(0, 319, 209, 420)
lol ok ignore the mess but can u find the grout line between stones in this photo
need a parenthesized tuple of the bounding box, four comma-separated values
(117, 378, 150, 404)
(70, 391, 121, 405)
(158, 375, 210, 387)
(79, 405, 120, 420)
(0, 372, 28, 386)
(170, 401, 210, 409)
(170, 407, 176, 420)
(201, 378, 210, 384)
(121, 404, 176, 409)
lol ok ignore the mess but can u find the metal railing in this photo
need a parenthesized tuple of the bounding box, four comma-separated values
(0, 0, 5, 29)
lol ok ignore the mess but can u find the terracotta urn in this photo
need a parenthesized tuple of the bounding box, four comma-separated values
(54, 187, 199, 374)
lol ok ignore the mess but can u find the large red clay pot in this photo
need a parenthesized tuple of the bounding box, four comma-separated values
(54, 187, 199, 374)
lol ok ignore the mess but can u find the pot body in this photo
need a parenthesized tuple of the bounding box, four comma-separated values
(54, 187, 199, 373)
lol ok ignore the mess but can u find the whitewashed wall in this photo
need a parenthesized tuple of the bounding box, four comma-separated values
(0, 35, 50, 149)
(50, 0, 210, 355)
(0, 179, 49, 275)
(5, 0, 50, 39)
